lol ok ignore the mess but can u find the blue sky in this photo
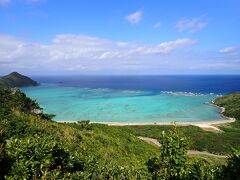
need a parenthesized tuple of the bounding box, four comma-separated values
(0, 0, 239, 75)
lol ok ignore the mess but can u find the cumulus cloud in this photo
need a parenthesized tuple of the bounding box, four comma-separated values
(125, 10, 142, 24)
(176, 14, 209, 33)
(0, 34, 197, 73)
(142, 38, 197, 54)
(219, 46, 238, 54)
(0, 0, 11, 5)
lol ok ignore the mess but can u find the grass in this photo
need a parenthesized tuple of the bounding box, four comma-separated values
(117, 122, 240, 155)
(116, 93, 240, 155)
(188, 154, 227, 166)
(12, 110, 160, 167)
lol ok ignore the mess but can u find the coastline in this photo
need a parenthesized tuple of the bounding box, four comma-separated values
(57, 104, 235, 131)
(91, 118, 235, 126)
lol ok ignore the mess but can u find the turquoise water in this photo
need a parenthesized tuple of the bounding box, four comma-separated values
(22, 85, 225, 123)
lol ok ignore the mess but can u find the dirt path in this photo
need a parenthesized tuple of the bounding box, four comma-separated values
(192, 123, 222, 132)
(188, 150, 227, 158)
(138, 136, 227, 158)
(138, 136, 161, 146)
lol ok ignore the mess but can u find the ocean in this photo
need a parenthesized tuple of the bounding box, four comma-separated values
(22, 75, 240, 123)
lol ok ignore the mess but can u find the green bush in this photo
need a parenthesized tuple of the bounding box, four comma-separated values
(4, 136, 89, 179)
(146, 126, 191, 179)
(187, 160, 222, 180)
(221, 148, 240, 180)
(0, 129, 13, 179)
(146, 127, 224, 180)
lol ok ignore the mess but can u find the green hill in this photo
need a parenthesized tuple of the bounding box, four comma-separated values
(1, 87, 240, 179)
(214, 92, 240, 120)
(118, 93, 240, 155)
(0, 72, 38, 87)
(0, 87, 158, 179)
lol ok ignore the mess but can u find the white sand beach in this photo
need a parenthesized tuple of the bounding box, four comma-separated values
(58, 104, 235, 132)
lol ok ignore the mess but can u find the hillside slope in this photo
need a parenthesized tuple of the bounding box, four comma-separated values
(1, 87, 240, 179)
(214, 92, 240, 120)
(0, 72, 38, 87)
(0, 87, 158, 167)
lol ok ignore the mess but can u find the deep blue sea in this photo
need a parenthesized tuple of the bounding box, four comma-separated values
(22, 75, 240, 123)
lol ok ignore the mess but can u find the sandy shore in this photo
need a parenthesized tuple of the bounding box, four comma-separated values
(91, 119, 235, 132)
(58, 119, 235, 132)
(57, 104, 235, 131)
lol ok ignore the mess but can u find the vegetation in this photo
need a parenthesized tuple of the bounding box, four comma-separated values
(0, 72, 38, 87)
(146, 127, 191, 179)
(119, 93, 240, 155)
(0, 87, 156, 179)
(0, 87, 240, 179)
(214, 92, 240, 121)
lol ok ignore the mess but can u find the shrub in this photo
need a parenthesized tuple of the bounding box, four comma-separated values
(4, 136, 86, 179)
(0, 129, 13, 179)
(187, 159, 222, 180)
(146, 126, 191, 179)
(222, 148, 240, 180)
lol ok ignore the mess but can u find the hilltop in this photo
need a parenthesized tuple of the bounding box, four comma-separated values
(0, 72, 38, 88)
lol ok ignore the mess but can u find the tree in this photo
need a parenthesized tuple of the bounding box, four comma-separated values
(147, 126, 190, 179)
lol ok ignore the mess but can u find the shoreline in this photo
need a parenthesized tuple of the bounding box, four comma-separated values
(57, 103, 235, 130)
(91, 118, 235, 126)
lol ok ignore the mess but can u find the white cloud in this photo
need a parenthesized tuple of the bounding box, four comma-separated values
(153, 22, 161, 29)
(0, 0, 11, 5)
(0, 34, 197, 60)
(219, 46, 238, 54)
(142, 38, 197, 54)
(125, 10, 142, 24)
(176, 15, 209, 33)
(116, 42, 129, 47)
(0, 34, 198, 73)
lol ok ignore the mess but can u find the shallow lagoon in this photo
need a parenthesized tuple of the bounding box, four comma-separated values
(23, 85, 225, 123)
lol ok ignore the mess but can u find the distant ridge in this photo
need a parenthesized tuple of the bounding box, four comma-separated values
(0, 72, 38, 87)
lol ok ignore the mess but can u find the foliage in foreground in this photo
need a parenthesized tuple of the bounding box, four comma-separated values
(147, 127, 190, 179)
(146, 127, 224, 180)
(2, 124, 240, 179)
(1, 87, 240, 179)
